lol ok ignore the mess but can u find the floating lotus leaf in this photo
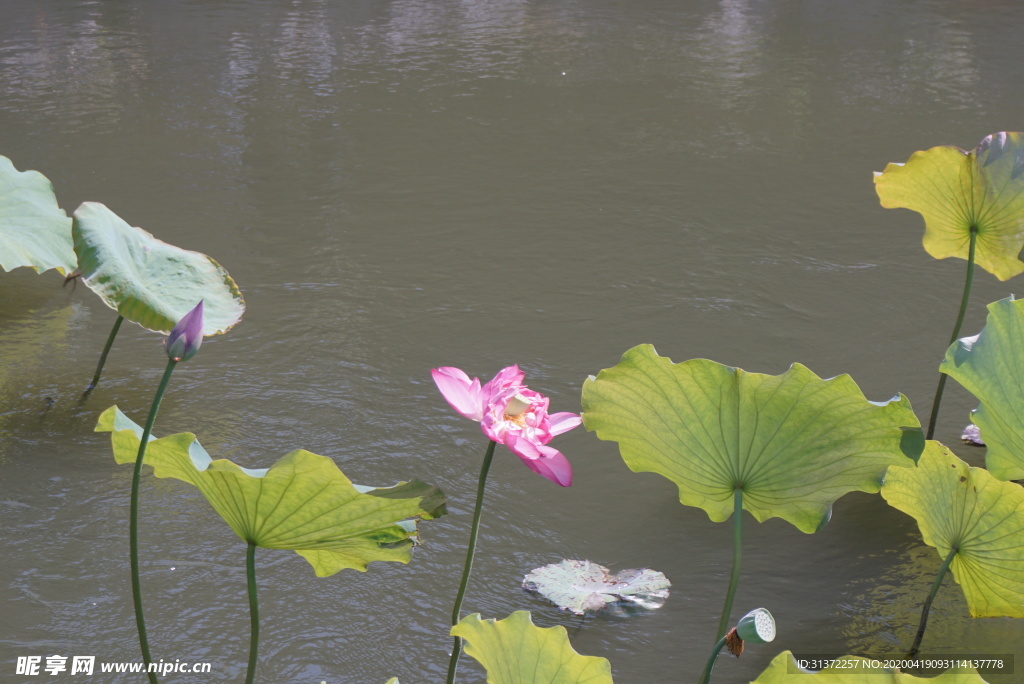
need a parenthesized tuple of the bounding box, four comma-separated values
(752, 651, 990, 683)
(939, 295, 1024, 479)
(72, 201, 244, 335)
(0, 155, 76, 274)
(522, 559, 670, 615)
(881, 441, 1024, 618)
(874, 132, 1024, 281)
(581, 345, 922, 533)
(451, 612, 613, 684)
(95, 406, 446, 576)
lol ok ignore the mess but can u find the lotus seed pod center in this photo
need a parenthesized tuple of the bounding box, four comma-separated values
(736, 607, 776, 644)
(504, 394, 531, 419)
(755, 610, 775, 642)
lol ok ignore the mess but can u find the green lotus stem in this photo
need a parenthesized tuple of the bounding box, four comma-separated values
(86, 314, 124, 392)
(908, 545, 957, 658)
(130, 358, 177, 684)
(716, 487, 744, 640)
(698, 634, 729, 684)
(926, 227, 977, 439)
(245, 542, 259, 684)
(446, 439, 497, 684)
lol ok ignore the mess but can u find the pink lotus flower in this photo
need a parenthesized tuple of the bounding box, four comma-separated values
(164, 300, 204, 362)
(432, 365, 581, 486)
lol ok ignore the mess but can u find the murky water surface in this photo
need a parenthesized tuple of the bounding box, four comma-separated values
(2, 1, 1023, 681)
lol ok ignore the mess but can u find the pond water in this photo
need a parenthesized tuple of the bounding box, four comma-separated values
(2, 1, 1022, 682)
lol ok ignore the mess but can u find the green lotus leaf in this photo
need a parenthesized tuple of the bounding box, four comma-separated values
(881, 441, 1024, 618)
(752, 651, 990, 683)
(874, 132, 1024, 281)
(72, 201, 244, 335)
(95, 406, 446, 576)
(522, 559, 670, 615)
(451, 612, 613, 684)
(581, 345, 922, 533)
(0, 155, 76, 274)
(939, 295, 1024, 479)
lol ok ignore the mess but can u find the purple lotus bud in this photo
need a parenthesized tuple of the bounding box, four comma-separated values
(164, 300, 204, 362)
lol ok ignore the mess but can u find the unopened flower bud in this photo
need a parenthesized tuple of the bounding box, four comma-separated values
(164, 300, 204, 362)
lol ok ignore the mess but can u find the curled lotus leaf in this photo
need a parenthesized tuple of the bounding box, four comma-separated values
(752, 650, 990, 683)
(451, 611, 613, 684)
(522, 559, 670, 615)
(0, 155, 76, 274)
(940, 295, 1024, 479)
(581, 345, 922, 533)
(95, 406, 446, 576)
(72, 201, 244, 335)
(874, 132, 1024, 281)
(881, 441, 1024, 618)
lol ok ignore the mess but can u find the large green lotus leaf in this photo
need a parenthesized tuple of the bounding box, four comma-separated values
(939, 295, 1024, 480)
(451, 612, 613, 684)
(881, 441, 1024, 618)
(72, 201, 244, 335)
(522, 559, 670, 615)
(752, 651, 990, 683)
(874, 132, 1024, 281)
(95, 406, 446, 576)
(581, 345, 922, 533)
(0, 155, 76, 274)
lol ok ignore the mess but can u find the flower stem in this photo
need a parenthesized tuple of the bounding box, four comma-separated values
(698, 635, 729, 684)
(926, 227, 977, 439)
(245, 542, 260, 684)
(908, 546, 957, 658)
(716, 487, 744, 640)
(446, 439, 497, 684)
(85, 314, 124, 393)
(130, 358, 177, 684)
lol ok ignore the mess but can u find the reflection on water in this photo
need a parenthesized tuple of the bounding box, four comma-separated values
(275, 1, 337, 98)
(0, 293, 83, 461)
(695, 0, 764, 100)
(1, 0, 1023, 681)
(0, 4, 148, 130)
(837, 543, 981, 657)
